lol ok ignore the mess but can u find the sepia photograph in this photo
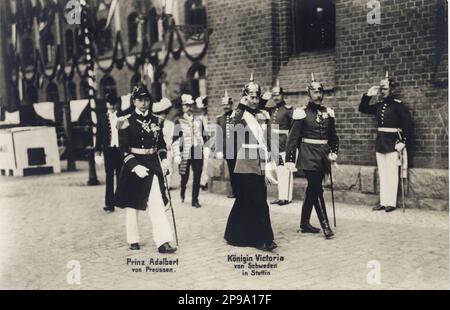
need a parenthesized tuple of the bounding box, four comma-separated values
(0, 0, 448, 296)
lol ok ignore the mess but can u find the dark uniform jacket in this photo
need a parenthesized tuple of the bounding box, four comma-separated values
(268, 101, 293, 154)
(286, 102, 339, 172)
(231, 103, 272, 176)
(114, 110, 168, 210)
(215, 110, 237, 159)
(359, 95, 413, 153)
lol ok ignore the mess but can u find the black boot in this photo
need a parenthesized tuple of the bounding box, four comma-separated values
(299, 192, 320, 233)
(180, 188, 185, 203)
(315, 195, 334, 239)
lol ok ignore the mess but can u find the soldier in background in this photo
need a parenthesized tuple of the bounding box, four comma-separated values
(172, 94, 210, 208)
(266, 80, 294, 206)
(215, 90, 237, 198)
(285, 74, 339, 240)
(359, 73, 413, 213)
(95, 98, 123, 213)
(152, 97, 175, 189)
(196, 96, 211, 191)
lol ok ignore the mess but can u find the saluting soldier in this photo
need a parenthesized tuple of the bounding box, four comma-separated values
(285, 74, 339, 240)
(215, 90, 238, 198)
(172, 94, 210, 208)
(114, 84, 176, 254)
(359, 72, 413, 212)
(266, 80, 294, 206)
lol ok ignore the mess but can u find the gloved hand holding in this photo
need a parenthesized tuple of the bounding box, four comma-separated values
(161, 159, 170, 175)
(328, 152, 338, 162)
(395, 142, 405, 152)
(285, 162, 297, 172)
(174, 156, 182, 164)
(133, 165, 149, 178)
(216, 151, 224, 160)
(367, 86, 380, 97)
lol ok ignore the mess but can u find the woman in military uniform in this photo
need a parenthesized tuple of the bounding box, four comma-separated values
(224, 74, 278, 252)
(114, 84, 176, 254)
(285, 75, 339, 240)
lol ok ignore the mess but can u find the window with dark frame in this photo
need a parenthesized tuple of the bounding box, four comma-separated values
(100, 75, 118, 103)
(187, 63, 206, 100)
(185, 0, 207, 27)
(96, 18, 113, 57)
(65, 29, 74, 59)
(292, 0, 335, 53)
(128, 13, 139, 52)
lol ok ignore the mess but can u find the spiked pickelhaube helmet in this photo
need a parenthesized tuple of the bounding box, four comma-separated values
(379, 71, 398, 89)
(307, 73, 324, 93)
(221, 89, 233, 105)
(272, 79, 283, 96)
(242, 72, 261, 97)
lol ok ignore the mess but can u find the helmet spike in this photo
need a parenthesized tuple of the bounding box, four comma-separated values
(250, 71, 254, 82)
(385, 71, 389, 78)
(311, 72, 315, 82)
(224, 89, 228, 98)
(276, 79, 280, 87)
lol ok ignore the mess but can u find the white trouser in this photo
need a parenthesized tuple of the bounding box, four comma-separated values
(376, 152, 399, 208)
(126, 175, 174, 247)
(277, 152, 293, 201)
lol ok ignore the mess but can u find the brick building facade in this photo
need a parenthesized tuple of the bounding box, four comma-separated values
(206, 0, 448, 209)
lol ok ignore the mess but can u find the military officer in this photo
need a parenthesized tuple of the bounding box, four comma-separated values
(266, 80, 294, 206)
(285, 74, 339, 240)
(172, 94, 210, 208)
(152, 97, 175, 189)
(359, 73, 413, 212)
(215, 90, 237, 198)
(196, 96, 211, 191)
(114, 84, 177, 254)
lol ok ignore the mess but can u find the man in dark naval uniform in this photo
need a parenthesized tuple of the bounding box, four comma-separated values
(114, 84, 176, 253)
(215, 90, 237, 198)
(285, 74, 339, 239)
(359, 73, 413, 212)
(266, 80, 294, 206)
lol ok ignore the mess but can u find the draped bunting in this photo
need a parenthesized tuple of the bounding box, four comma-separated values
(33, 101, 55, 122)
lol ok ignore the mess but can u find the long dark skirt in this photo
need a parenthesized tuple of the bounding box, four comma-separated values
(224, 173, 274, 248)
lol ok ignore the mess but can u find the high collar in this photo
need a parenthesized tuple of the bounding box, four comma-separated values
(135, 108, 149, 117)
(183, 113, 194, 121)
(307, 101, 324, 111)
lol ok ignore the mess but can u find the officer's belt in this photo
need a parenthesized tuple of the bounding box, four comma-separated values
(130, 147, 157, 155)
(378, 127, 402, 133)
(273, 129, 289, 135)
(301, 138, 328, 145)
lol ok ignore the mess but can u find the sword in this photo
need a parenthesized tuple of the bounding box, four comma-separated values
(400, 151, 406, 213)
(329, 162, 337, 227)
(158, 156, 179, 246)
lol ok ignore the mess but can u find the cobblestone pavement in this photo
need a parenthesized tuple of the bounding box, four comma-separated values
(0, 163, 448, 290)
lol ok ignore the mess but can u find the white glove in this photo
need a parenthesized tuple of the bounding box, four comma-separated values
(174, 156, 182, 164)
(262, 91, 272, 101)
(94, 152, 104, 166)
(133, 165, 149, 178)
(328, 153, 338, 162)
(367, 86, 380, 97)
(285, 162, 297, 172)
(216, 151, 224, 160)
(161, 159, 170, 175)
(395, 142, 405, 152)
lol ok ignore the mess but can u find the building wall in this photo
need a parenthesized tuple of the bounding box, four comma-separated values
(207, 0, 448, 169)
